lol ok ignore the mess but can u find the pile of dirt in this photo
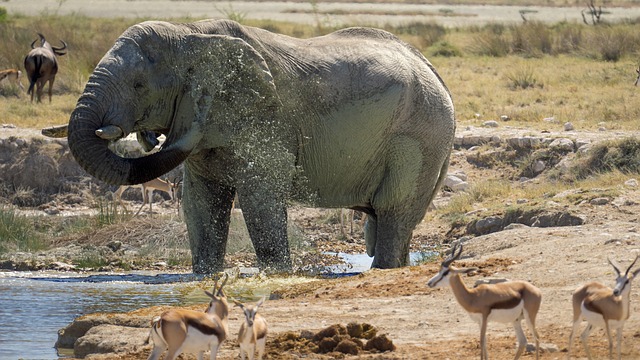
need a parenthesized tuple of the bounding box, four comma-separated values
(270, 323, 395, 357)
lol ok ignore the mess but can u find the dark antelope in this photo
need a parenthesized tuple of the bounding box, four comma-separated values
(427, 243, 542, 360)
(568, 255, 640, 360)
(24, 33, 67, 102)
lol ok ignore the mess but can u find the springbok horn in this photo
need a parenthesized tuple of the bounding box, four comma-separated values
(625, 254, 639, 276)
(95, 125, 124, 140)
(608, 257, 621, 276)
(30, 39, 37, 49)
(217, 273, 229, 297)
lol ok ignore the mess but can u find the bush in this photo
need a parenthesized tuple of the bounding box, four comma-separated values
(428, 41, 462, 57)
(0, 206, 46, 254)
(571, 138, 640, 179)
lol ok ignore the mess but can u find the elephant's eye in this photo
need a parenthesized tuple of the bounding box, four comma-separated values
(134, 81, 145, 91)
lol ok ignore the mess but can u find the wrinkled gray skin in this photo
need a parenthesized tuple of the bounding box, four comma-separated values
(67, 20, 455, 274)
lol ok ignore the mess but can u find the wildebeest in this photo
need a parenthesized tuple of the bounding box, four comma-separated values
(24, 33, 67, 103)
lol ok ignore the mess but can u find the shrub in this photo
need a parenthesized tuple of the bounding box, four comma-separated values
(0, 206, 46, 254)
(429, 41, 462, 57)
(570, 138, 640, 179)
(506, 65, 540, 90)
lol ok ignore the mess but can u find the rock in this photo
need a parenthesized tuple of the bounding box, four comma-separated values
(74, 324, 148, 358)
(590, 197, 610, 205)
(450, 170, 467, 181)
(56, 312, 153, 350)
(507, 136, 542, 150)
(500, 115, 510, 121)
(48, 261, 76, 271)
(106, 241, 122, 252)
(532, 160, 546, 174)
(443, 175, 469, 192)
(548, 138, 574, 152)
(504, 223, 530, 230)
(564, 122, 574, 131)
(543, 116, 557, 123)
(474, 216, 503, 234)
(483, 120, 499, 128)
(625, 179, 638, 187)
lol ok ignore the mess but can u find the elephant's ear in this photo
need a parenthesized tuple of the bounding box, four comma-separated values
(183, 33, 280, 111)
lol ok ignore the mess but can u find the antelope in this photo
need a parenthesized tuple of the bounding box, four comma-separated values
(234, 297, 268, 360)
(24, 33, 67, 103)
(0, 68, 24, 90)
(113, 177, 179, 214)
(567, 254, 640, 360)
(148, 274, 230, 360)
(340, 209, 366, 237)
(427, 243, 542, 360)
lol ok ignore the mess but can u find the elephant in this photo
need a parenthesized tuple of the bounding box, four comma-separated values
(66, 19, 456, 274)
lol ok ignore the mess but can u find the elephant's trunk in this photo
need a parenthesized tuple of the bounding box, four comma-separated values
(67, 93, 193, 186)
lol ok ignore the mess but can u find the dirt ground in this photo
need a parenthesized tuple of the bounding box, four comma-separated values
(3, 125, 640, 359)
(78, 189, 640, 360)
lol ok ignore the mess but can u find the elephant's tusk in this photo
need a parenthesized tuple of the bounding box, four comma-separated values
(41, 124, 69, 138)
(95, 125, 124, 140)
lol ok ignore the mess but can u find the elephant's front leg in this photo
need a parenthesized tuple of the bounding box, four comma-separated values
(237, 177, 291, 272)
(182, 163, 235, 274)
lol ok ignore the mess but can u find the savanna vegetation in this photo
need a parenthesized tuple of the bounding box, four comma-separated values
(1, 6, 640, 266)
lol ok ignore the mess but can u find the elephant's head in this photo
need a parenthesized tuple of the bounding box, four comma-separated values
(68, 21, 279, 185)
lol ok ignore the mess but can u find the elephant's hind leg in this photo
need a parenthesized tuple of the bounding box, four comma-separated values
(182, 163, 235, 274)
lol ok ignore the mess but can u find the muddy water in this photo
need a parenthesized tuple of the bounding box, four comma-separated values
(0, 271, 207, 360)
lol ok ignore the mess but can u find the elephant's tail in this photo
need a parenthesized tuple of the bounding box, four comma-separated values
(427, 155, 451, 210)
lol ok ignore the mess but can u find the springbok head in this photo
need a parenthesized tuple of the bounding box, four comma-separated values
(427, 243, 477, 288)
(609, 254, 640, 296)
(234, 297, 266, 327)
(204, 273, 229, 313)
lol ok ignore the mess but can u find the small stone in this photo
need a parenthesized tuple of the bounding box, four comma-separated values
(564, 122, 574, 131)
(483, 120, 499, 128)
(625, 179, 638, 187)
(500, 115, 510, 121)
(590, 197, 609, 205)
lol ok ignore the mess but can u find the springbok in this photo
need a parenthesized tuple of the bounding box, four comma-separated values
(234, 297, 268, 360)
(567, 254, 640, 360)
(24, 33, 67, 103)
(427, 243, 542, 360)
(113, 177, 179, 214)
(340, 209, 366, 237)
(148, 274, 230, 360)
(0, 68, 24, 90)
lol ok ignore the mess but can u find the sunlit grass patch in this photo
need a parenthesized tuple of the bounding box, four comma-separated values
(0, 206, 46, 254)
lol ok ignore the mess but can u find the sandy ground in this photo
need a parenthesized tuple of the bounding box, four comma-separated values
(76, 196, 640, 360)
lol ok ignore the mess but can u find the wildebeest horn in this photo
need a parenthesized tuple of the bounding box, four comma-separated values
(52, 40, 68, 55)
(95, 125, 124, 140)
